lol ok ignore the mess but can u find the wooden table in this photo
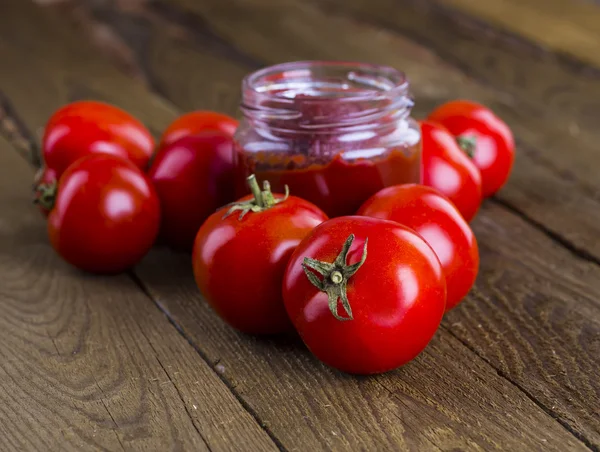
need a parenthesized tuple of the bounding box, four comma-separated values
(0, 0, 598, 450)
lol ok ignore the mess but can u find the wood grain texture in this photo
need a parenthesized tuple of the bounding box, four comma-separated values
(311, 0, 600, 144)
(308, 0, 600, 259)
(1, 0, 598, 450)
(55, 0, 259, 115)
(435, 0, 600, 69)
(149, 0, 600, 262)
(63, 0, 600, 264)
(147, 0, 600, 445)
(28, 0, 600, 447)
(0, 137, 277, 451)
(0, 0, 177, 139)
(135, 247, 589, 451)
(450, 203, 600, 448)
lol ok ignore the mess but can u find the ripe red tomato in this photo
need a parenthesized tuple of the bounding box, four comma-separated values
(42, 101, 155, 178)
(46, 155, 160, 274)
(283, 216, 446, 374)
(159, 111, 238, 147)
(428, 100, 515, 197)
(148, 132, 236, 251)
(420, 120, 482, 222)
(192, 176, 328, 335)
(357, 184, 478, 311)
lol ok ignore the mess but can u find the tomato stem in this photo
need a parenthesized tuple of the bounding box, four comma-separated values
(247, 174, 264, 208)
(223, 174, 290, 220)
(457, 135, 477, 158)
(33, 181, 57, 211)
(302, 234, 368, 321)
(330, 271, 343, 284)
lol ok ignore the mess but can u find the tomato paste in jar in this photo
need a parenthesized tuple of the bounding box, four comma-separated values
(234, 61, 421, 217)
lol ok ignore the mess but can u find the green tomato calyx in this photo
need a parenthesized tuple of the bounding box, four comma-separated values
(302, 234, 368, 322)
(457, 135, 477, 158)
(33, 180, 57, 211)
(223, 174, 289, 220)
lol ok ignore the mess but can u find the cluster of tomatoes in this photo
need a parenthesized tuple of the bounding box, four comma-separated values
(34, 102, 239, 272)
(34, 99, 513, 375)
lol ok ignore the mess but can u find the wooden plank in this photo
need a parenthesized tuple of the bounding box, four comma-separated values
(0, 0, 182, 142)
(20, 0, 600, 447)
(136, 247, 590, 451)
(0, 136, 277, 451)
(435, 0, 600, 69)
(453, 203, 600, 447)
(47, 0, 260, 115)
(58, 0, 600, 232)
(310, 0, 600, 144)
(0, 0, 597, 449)
(299, 0, 600, 259)
(57, 0, 600, 262)
(147, 1, 600, 445)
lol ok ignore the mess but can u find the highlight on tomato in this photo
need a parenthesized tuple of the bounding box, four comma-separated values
(159, 111, 239, 148)
(428, 100, 515, 197)
(41, 100, 155, 179)
(420, 120, 482, 222)
(40, 154, 160, 274)
(357, 184, 479, 311)
(283, 216, 446, 375)
(148, 131, 236, 251)
(192, 175, 328, 335)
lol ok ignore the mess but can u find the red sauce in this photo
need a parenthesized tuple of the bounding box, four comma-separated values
(236, 146, 421, 217)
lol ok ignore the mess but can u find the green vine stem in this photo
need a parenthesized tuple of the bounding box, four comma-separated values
(456, 135, 477, 158)
(223, 174, 289, 220)
(33, 181, 57, 211)
(302, 234, 368, 321)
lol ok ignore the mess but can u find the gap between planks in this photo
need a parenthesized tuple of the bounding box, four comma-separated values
(148, 0, 600, 272)
(64, 0, 600, 271)
(52, 0, 600, 265)
(288, 0, 600, 271)
(435, 0, 600, 69)
(127, 272, 289, 452)
(439, 323, 599, 452)
(1, 12, 599, 274)
(3, 4, 599, 446)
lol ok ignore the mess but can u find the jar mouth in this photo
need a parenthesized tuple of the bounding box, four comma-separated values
(241, 61, 412, 132)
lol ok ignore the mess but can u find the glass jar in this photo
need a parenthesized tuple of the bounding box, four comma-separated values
(234, 61, 421, 217)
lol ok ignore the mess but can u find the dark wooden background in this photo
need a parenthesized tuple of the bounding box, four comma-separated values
(0, 0, 599, 450)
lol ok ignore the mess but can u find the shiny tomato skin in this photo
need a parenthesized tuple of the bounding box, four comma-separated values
(283, 216, 446, 375)
(357, 184, 478, 311)
(48, 155, 160, 274)
(428, 100, 515, 197)
(148, 132, 236, 251)
(420, 120, 483, 222)
(43, 101, 155, 177)
(192, 195, 328, 335)
(159, 111, 238, 147)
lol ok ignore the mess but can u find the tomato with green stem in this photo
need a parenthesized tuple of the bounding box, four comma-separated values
(41, 154, 160, 274)
(420, 120, 482, 222)
(358, 184, 478, 311)
(192, 175, 328, 335)
(283, 216, 446, 374)
(428, 100, 514, 197)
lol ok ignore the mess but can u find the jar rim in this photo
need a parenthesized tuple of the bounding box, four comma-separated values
(243, 60, 409, 101)
(241, 61, 413, 132)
